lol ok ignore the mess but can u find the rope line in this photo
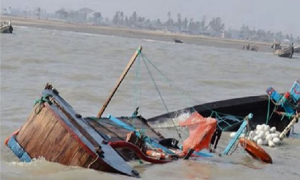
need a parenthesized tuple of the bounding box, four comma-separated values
(138, 52, 247, 132)
(141, 57, 182, 140)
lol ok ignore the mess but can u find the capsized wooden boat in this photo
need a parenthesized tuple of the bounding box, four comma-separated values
(4, 47, 150, 177)
(5, 84, 140, 177)
(5, 46, 183, 177)
(1, 21, 13, 33)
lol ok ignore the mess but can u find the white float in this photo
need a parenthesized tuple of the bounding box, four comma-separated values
(232, 123, 282, 147)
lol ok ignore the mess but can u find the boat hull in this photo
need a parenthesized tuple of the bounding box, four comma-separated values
(1, 25, 13, 33)
(147, 95, 290, 132)
(274, 47, 293, 58)
(86, 116, 164, 161)
(5, 85, 139, 177)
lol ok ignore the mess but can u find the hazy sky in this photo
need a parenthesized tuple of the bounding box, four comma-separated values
(2, 0, 299, 36)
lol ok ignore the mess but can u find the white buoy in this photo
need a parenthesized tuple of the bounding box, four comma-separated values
(271, 133, 279, 138)
(256, 125, 262, 131)
(254, 130, 260, 135)
(264, 125, 270, 132)
(258, 131, 265, 139)
(250, 123, 284, 147)
(273, 137, 280, 144)
(266, 134, 273, 141)
(253, 135, 259, 142)
(268, 140, 275, 147)
(257, 139, 263, 145)
(270, 127, 276, 133)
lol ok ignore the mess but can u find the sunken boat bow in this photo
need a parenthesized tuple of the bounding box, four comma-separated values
(5, 84, 139, 177)
(147, 95, 291, 132)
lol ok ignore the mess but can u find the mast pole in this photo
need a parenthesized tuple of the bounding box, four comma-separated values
(97, 46, 142, 118)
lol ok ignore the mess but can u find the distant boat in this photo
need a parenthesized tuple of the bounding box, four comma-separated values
(1, 21, 13, 33)
(173, 39, 183, 43)
(274, 46, 293, 58)
(272, 41, 294, 58)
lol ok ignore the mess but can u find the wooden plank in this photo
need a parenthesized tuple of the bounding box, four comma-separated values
(49, 129, 71, 162)
(37, 120, 68, 160)
(76, 151, 90, 167)
(18, 107, 53, 150)
(94, 121, 127, 141)
(68, 147, 85, 166)
(25, 112, 58, 158)
(53, 134, 74, 163)
(60, 137, 82, 165)
(17, 105, 46, 146)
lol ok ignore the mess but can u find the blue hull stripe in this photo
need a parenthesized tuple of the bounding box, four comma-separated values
(7, 135, 31, 162)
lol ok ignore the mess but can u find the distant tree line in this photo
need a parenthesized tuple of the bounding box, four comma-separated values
(2, 6, 299, 43)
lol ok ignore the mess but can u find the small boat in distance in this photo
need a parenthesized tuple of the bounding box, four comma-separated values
(173, 38, 183, 43)
(272, 41, 294, 58)
(1, 21, 13, 33)
(274, 46, 293, 58)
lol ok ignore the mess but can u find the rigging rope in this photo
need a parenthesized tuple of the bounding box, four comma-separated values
(140, 53, 200, 106)
(139, 52, 247, 132)
(141, 56, 182, 140)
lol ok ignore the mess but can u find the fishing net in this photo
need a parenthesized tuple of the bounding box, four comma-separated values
(179, 112, 217, 154)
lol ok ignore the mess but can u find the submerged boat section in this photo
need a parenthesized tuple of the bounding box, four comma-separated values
(5, 84, 140, 177)
(147, 80, 300, 134)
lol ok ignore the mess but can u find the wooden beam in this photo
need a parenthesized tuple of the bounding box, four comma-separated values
(97, 46, 142, 118)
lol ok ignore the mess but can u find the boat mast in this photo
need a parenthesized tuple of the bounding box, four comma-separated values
(97, 46, 142, 118)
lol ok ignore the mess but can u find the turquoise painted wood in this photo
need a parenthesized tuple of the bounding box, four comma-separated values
(222, 113, 253, 155)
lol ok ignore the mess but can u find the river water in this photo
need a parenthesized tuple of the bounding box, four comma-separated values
(1, 26, 300, 180)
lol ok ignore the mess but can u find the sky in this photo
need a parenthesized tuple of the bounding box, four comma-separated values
(1, 0, 299, 37)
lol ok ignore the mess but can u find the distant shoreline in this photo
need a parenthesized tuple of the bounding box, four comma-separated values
(1, 15, 274, 52)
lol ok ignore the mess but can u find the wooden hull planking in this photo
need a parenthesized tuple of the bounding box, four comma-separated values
(8, 87, 139, 177)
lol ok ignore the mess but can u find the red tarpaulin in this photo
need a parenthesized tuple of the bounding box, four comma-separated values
(179, 112, 217, 154)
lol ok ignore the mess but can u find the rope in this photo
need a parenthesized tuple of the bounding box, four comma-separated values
(265, 94, 281, 124)
(209, 111, 245, 131)
(139, 52, 248, 133)
(140, 53, 200, 106)
(265, 96, 271, 124)
(34, 94, 51, 114)
(141, 57, 182, 140)
(88, 154, 99, 168)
